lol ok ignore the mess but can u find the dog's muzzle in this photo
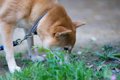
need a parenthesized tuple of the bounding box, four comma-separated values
(63, 46, 72, 53)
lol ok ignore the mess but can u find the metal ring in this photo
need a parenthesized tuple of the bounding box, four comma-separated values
(16, 39, 22, 45)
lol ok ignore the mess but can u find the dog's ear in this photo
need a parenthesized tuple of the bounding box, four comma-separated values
(73, 20, 86, 29)
(54, 27, 72, 39)
(55, 30, 72, 38)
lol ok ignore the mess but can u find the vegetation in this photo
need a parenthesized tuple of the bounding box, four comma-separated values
(0, 45, 120, 80)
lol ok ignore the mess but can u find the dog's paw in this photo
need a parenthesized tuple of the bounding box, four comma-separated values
(30, 55, 46, 62)
(9, 66, 21, 73)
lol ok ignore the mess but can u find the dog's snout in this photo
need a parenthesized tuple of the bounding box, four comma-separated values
(63, 46, 72, 53)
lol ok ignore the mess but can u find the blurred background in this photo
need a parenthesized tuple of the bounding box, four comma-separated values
(59, 0, 120, 50)
(0, 0, 120, 52)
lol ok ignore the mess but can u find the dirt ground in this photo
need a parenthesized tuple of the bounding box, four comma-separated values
(0, 0, 120, 75)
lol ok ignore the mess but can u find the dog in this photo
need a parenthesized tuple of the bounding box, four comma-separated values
(0, 0, 85, 73)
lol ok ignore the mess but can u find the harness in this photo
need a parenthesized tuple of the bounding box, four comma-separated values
(0, 12, 47, 51)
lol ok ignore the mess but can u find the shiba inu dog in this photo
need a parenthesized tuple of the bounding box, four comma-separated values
(0, 0, 85, 73)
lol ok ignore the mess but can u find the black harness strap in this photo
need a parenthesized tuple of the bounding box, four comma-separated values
(0, 12, 47, 51)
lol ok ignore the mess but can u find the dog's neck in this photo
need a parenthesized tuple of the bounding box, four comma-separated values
(28, 1, 57, 23)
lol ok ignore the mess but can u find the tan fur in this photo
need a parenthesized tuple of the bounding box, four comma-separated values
(0, 0, 85, 73)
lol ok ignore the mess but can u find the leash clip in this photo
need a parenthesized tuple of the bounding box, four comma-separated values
(16, 39, 23, 45)
(15, 39, 23, 45)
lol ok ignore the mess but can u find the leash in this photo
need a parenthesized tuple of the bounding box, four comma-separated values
(0, 12, 47, 51)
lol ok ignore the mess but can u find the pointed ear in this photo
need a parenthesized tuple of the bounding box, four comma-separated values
(55, 30, 72, 39)
(73, 20, 86, 28)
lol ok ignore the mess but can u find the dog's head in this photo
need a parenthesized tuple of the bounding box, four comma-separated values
(37, 20, 85, 52)
(36, 4, 85, 52)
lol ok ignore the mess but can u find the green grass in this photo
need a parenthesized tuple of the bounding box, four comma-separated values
(0, 46, 120, 80)
(95, 45, 120, 61)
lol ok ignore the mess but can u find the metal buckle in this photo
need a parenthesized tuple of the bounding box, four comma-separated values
(15, 39, 23, 45)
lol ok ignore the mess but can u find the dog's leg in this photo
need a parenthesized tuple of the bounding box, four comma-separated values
(0, 22, 21, 73)
(24, 29, 45, 62)
(24, 29, 34, 57)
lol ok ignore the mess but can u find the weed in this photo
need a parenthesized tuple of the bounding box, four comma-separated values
(95, 45, 120, 61)
(0, 47, 119, 80)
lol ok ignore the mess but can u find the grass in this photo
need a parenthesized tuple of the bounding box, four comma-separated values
(95, 45, 120, 61)
(0, 45, 120, 80)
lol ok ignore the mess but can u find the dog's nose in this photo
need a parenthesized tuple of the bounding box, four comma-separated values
(64, 47, 69, 51)
(64, 46, 72, 53)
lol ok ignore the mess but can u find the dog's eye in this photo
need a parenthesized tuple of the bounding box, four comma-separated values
(53, 33, 56, 37)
